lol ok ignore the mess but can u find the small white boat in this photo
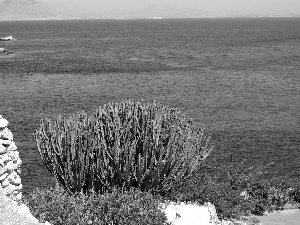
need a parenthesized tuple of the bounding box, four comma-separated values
(0, 35, 15, 41)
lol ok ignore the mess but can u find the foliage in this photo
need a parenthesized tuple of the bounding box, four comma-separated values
(164, 160, 300, 220)
(20, 186, 171, 225)
(35, 99, 213, 196)
(164, 171, 255, 220)
(209, 156, 273, 190)
(245, 176, 300, 214)
(20, 174, 300, 224)
(20, 159, 300, 223)
(215, 159, 300, 214)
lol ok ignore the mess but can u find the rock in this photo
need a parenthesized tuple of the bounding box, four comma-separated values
(7, 141, 17, 151)
(2, 183, 22, 195)
(16, 168, 21, 174)
(0, 144, 6, 154)
(1, 177, 10, 187)
(1, 153, 12, 162)
(219, 220, 234, 225)
(0, 127, 13, 140)
(5, 160, 15, 172)
(159, 201, 211, 225)
(0, 159, 7, 175)
(239, 216, 261, 225)
(17, 204, 39, 223)
(7, 171, 21, 185)
(0, 166, 7, 177)
(16, 158, 22, 167)
(14, 160, 22, 171)
(0, 115, 9, 128)
(0, 191, 52, 225)
(159, 201, 248, 225)
(231, 219, 249, 225)
(205, 202, 219, 223)
(7, 151, 20, 162)
(9, 190, 22, 201)
(0, 171, 8, 181)
(0, 139, 12, 146)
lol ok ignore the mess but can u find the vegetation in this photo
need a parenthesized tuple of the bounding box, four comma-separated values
(35, 99, 213, 196)
(21, 99, 299, 225)
(165, 160, 300, 220)
(20, 186, 171, 225)
(20, 163, 300, 224)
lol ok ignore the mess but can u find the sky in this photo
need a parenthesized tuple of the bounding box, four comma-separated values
(40, 0, 300, 16)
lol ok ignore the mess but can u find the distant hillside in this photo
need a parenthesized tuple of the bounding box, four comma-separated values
(0, 0, 64, 20)
(123, 5, 208, 19)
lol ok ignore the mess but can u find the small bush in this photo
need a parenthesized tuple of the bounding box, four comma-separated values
(35, 99, 213, 196)
(165, 172, 254, 220)
(211, 157, 272, 191)
(165, 160, 300, 220)
(246, 176, 300, 214)
(20, 186, 171, 225)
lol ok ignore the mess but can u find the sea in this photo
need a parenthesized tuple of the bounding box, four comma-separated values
(0, 18, 299, 194)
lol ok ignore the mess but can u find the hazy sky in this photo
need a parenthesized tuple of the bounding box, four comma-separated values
(41, 0, 300, 15)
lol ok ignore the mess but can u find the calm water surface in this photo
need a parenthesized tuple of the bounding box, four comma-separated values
(0, 18, 299, 193)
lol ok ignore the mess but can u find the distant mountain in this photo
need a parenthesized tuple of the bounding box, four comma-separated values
(122, 4, 205, 18)
(0, 1, 298, 21)
(0, 0, 64, 20)
(103, 4, 211, 19)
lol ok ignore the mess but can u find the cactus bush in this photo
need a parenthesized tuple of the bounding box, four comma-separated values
(35, 99, 213, 196)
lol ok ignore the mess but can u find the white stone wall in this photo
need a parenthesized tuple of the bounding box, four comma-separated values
(0, 115, 22, 201)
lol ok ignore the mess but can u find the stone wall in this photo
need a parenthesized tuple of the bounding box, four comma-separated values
(0, 115, 22, 200)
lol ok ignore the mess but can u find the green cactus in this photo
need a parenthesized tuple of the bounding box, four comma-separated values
(35, 99, 213, 196)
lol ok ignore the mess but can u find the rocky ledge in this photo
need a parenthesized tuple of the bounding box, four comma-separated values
(0, 192, 51, 225)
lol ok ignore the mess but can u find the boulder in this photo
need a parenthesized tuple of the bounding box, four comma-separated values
(0, 139, 12, 146)
(7, 151, 20, 162)
(0, 115, 9, 128)
(0, 144, 6, 154)
(5, 160, 15, 172)
(7, 171, 21, 185)
(159, 201, 247, 225)
(7, 141, 17, 151)
(160, 201, 211, 225)
(0, 192, 52, 225)
(0, 171, 8, 181)
(1, 183, 22, 195)
(0, 127, 14, 140)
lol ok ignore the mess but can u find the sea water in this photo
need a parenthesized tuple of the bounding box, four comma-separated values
(0, 18, 299, 193)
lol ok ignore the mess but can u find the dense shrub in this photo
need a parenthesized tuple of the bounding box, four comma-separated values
(20, 186, 171, 225)
(165, 171, 255, 220)
(245, 176, 300, 213)
(213, 159, 272, 191)
(20, 174, 300, 224)
(35, 99, 213, 196)
(213, 160, 300, 214)
(164, 160, 300, 220)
